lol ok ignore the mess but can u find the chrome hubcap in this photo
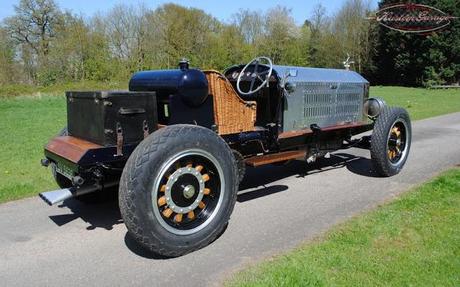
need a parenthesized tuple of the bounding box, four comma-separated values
(152, 149, 225, 235)
(164, 166, 206, 214)
(183, 185, 195, 199)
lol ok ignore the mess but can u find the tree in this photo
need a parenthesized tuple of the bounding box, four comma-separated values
(308, 4, 337, 68)
(0, 27, 16, 84)
(146, 4, 220, 69)
(232, 9, 264, 45)
(4, 0, 63, 83)
(5, 0, 62, 57)
(102, 4, 150, 76)
(48, 13, 90, 82)
(256, 6, 309, 66)
(83, 16, 115, 81)
(332, 0, 374, 73)
(373, 0, 460, 86)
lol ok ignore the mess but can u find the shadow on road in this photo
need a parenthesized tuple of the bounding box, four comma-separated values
(49, 197, 122, 230)
(49, 152, 378, 229)
(47, 151, 377, 258)
(237, 152, 380, 196)
(237, 185, 288, 202)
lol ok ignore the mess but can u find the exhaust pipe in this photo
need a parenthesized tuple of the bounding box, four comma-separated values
(39, 182, 118, 206)
(39, 188, 75, 205)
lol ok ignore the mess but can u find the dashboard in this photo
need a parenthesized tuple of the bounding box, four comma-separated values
(226, 68, 277, 82)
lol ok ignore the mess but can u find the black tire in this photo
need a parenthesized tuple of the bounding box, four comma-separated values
(119, 124, 238, 257)
(51, 127, 111, 204)
(370, 107, 411, 177)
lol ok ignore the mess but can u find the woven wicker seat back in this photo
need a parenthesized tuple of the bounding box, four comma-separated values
(204, 70, 256, 135)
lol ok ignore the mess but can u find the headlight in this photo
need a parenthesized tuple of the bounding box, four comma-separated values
(364, 98, 386, 118)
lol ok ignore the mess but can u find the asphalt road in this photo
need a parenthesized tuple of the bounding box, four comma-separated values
(1, 113, 459, 287)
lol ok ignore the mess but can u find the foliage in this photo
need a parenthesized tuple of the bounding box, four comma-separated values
(0, 27, 16, 83)
(373, 0, 460, 86)
(226, 168, 460, 286)
(0, 0, 378, 87)
(0, 0, 458, 87)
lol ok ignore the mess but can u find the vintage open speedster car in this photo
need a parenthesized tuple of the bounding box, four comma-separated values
(39, 57, 411, 256)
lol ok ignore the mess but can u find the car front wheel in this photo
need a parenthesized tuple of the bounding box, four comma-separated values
(119, 124, 238, 257)
(370, 107, 412, 176)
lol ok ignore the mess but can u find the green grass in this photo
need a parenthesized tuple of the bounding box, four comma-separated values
(0, 81, 126, 98)
(226, 168, 460, 287)
(370, 86, 460, 120)
(0, 95, 66, 202)
(0, 86, 459, 203)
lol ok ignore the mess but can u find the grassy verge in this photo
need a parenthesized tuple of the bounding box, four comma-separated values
(0, 96, 66, 202)
(0, 81, 126, 98)
(0, 86, 459, 203)
(226, 168, 460, 287)
(370, 86, 460, 120)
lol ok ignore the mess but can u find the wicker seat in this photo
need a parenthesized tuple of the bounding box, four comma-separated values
(204, 70, 256, 135)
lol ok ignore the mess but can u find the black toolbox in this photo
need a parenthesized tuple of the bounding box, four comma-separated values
(67, 91, 157, 146)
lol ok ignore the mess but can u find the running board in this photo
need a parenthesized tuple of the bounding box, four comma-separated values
(245, 150, 306, 167)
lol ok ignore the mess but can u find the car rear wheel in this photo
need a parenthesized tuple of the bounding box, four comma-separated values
(119, 124, 238, 257)
(370, 107, 411, 176)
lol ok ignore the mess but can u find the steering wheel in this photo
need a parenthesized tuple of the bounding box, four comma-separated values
(237, 56, 273, 96)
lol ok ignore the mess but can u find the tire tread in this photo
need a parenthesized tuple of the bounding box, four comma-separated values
(119, 124, 237, 257)
(370, 107, 411, 177)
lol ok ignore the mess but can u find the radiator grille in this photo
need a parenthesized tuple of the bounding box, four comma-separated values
(284, 82, 365, 130)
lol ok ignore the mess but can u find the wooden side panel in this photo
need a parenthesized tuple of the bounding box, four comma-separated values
(45, 136, 102, 163)
(245, 150, 306, 167)
(278, 121, 368, 140)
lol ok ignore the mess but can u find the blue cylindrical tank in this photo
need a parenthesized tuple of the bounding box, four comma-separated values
(129, 65, 209, 107)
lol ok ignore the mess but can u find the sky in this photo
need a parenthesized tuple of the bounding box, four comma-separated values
(0, 0, 378, 24)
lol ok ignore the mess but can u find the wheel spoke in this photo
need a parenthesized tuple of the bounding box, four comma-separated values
(203, 188, 211, 195)
(387, 122, 407, 164)
(202, 174, 210, 182)
(158, 196, 167, 206)
(195, 165, 203, 172)
(198, 201, 206, 209)
(249, 77, 256, 91)
(258, 70, 269, 75)
(187, 211, 195, 220)
(174, 213, 183, 223)
(162, 208, 173, 218)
